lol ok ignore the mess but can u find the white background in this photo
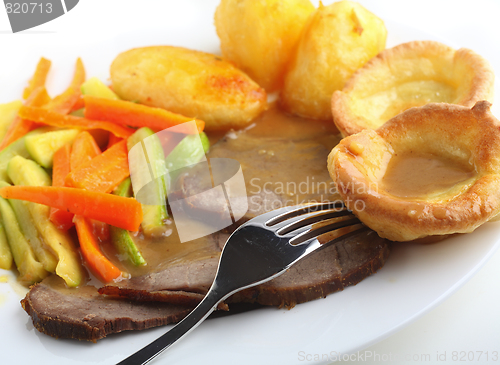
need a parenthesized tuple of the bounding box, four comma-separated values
(0, 1, 499, 365)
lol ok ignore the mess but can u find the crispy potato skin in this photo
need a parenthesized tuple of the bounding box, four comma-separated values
(110, 46, 267, 131)
(215, 0, 315, 92)
(280, 0, 387, 120)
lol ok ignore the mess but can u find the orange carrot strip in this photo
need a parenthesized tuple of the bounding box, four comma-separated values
(106, 133, 122, 150)
(65, 140, 129, 193)
(50, 209, 75, 231)
(49, 212, 74, 231)
(69, 132, 116, 266)
(84, 95, 205, 133)
(71, 97, 85, 112)
(70, 131, 102, 171)
(0, 87, 51, 151)
(18, 106, 135, 138)
(50, 144, 75, 230)
(53, 144, 72, 186)
(23, 58, 51, 100)
(43, 58, 86, 114)
(0, 186, 142, 231)
(74, 215, 122, 282)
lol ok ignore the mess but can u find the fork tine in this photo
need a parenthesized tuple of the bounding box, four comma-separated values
(316, 223, 369, 245)
(290, 224, 368, 255)
(289, 216, 362, 245)
(277, 215, 356, 239)
(265, 201, 345, 227)
(276, 208, 353, 235)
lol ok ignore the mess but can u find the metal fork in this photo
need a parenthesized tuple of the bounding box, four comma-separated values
(117, 202, 367, 365)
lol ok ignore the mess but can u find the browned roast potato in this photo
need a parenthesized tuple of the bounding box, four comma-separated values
(215, 0, 315, 91)
(110, 46, 267, 131)
(280, 0, 387, 120)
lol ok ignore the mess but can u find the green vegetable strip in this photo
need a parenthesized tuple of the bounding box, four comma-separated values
(0, 195, 47, 284)
(0, 127, 53, 183)
(81, 77, 120, 100)
(0, 219, 12, 270)
(164, 131, 210, 182)
(128, 127, 169, 236)
(7, 156, 84, 287)
(0, 100, 22, 143)
(110, 178, 146, 266)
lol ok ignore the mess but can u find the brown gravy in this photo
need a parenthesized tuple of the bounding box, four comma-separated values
(382, 151, 476, 199)
(100, 222, 221, 278)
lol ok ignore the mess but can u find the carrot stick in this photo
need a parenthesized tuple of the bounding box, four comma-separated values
(50, 144, 75, 230)
(0, 185, 142, 231)
(84, 95, 205, 133)
(50, 210, 75, 231)
(43, 58, 86, 114)
(18, 106, 135, 138)
(65, 140, 129, 193)
(74, 215, 122, 282)
(52, 144, 72, 186)
(69, 132, 119, 274)
(71, 97, 85, 112)
(70, 131, 102, 171)
(106, 133, 122, 149)
(0, 87, 51, 151)
(23, 58, 51, 100)
(49, 208, 74, 231)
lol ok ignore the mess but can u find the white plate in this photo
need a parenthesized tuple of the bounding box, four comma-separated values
(0, 1, 499, 364)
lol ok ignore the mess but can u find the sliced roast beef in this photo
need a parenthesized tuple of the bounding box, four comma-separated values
(337, 231, 390, 286)
(226, 232, 390, 307)
(110, 256, 219, 294)
(21, 276, 191, 342)
(100, 231, 390, 309)
(86, 286, 229, 311)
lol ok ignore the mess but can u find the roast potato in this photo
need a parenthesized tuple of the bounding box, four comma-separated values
(215, 0, 314, 91)
(280, 0, 387, 120)
(110, 46, 267, 131)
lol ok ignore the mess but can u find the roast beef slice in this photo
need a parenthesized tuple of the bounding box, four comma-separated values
(100, 231, 390, 309)
(21, 276, 191, 342)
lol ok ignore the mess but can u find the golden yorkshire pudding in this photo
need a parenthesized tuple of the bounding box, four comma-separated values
(332, 41, 494, 136)
(328, 101, 500, 242)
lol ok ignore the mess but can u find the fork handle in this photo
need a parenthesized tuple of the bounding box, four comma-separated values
(117, 287, 225, 365)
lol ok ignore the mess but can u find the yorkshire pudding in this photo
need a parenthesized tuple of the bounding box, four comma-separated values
(328, 101, 500, 242)
(332, 41, 494, 136)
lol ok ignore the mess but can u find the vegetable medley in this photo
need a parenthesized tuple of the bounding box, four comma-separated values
(0, 58, 209, 286)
